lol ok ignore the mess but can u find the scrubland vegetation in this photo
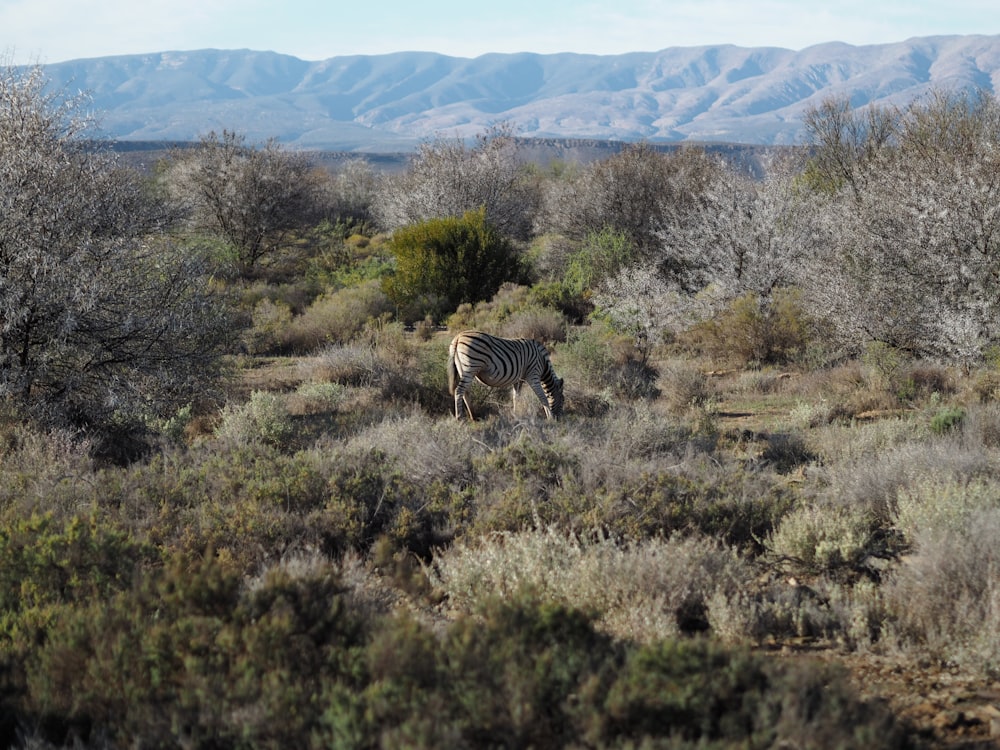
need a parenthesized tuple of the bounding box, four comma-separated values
(3, 62, 1000, 748)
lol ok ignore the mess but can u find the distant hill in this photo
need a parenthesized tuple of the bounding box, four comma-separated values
(39, 35, 1000, 151)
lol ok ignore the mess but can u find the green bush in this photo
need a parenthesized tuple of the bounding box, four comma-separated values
(384, 208, 525, 322)
(214, 390, 294, 447)
(929, 405, 965, 434)
(19, 553, 368, 748)
(564, 227, 637, 294)
(558, 323, 659, 402)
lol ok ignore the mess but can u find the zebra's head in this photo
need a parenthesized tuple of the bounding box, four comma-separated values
(549, 375, 565, 417)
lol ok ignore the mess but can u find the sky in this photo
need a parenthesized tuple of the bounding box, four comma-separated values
(2, 0, 998, 65)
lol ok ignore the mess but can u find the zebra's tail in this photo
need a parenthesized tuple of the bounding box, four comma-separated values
(447, 349, 458, 396)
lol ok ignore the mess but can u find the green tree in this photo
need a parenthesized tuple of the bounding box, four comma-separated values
(383, 208, 524, 321)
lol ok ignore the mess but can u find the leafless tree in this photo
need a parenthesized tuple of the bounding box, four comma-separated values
(372, 123, 539, 240)
(592, 154, 825, 348)
(0, 63, 231, 448)
(802, 88, 1000, 362)
(537, 143, 721, 255)
(802, 94, 898, 201)
(326, 157, 379, 231)
(163, 130, 325, 275)
(665, 152, 823, 302)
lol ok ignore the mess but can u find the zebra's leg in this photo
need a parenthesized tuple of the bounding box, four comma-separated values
(526, 376, 554, 419)
(454, 375, 477, 421)
(511, 383, 520, 416)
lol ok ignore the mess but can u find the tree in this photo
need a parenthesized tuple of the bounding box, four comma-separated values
(665, 153, 822, 302)
(372, 123, 539, 241)
(591, 155, 825, 358)
(163, 130, 324, 275)
(383, 208, 524, 321)
(801, 88, 1000, 362)
(801, 95, 898, 201)
(537, 143, 721, 255)
(0, 64, 231, 450)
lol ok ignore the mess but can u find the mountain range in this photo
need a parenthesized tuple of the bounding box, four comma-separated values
(38, 34, 1000, 151)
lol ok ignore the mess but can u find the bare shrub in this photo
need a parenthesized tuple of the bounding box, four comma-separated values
(882, 506, 1000, 675)
(658, 360, 712, 414)
(428, 527, 753, 642)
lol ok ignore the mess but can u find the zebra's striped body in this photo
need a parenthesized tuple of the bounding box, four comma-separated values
(448, 330, 564, 420)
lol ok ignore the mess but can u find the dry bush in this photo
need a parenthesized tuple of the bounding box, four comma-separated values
(307, 343, 384, 387)
(708, 575, 860, 646)
(881, 503, 1000, 675)
(970, 368, 1000, 402)
(428, 527, 754, 642)
(658, 360, 713, 414)
(244, 298, 294, 355)
(0, 423, 94, 516)
(284, 281, 394, 353)
(590, 403, 694, 462)
(954, 402, 1000, 448)
(816, 436, 996, 523)
(806, 417, 926, 467)
(727, 369, 791, 395)
(497, 307, 567, 343)
(343, 410, 480, 487)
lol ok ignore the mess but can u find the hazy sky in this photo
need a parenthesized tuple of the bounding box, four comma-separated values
(3, 0, 998, 65)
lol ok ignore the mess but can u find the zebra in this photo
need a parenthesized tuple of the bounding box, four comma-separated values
(448, 330, 564, 421)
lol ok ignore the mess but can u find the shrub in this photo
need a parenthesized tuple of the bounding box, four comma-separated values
(214, 391, 294, 447)
(659, 360, 713, 414)
(2, 536, 907, 749)
(498, 307, 567, 343)
(244, 297, 294, 355)
(686, 289, 815, 366)
(558, 323, 658, 402)
(19, 553, 367, 748)
(929, 405, 965, 434)
(283, 280, 395, 352)
(383, 208, 525, 322)
(767, 503, 885, 578)
(290, 381, 347, 414)
(882, 501, 1000, 675)
(363, 596, 907, 750)
(428, 528, 754, 642)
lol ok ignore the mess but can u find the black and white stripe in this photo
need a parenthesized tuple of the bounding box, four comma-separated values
(448, 330, 564, 420)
